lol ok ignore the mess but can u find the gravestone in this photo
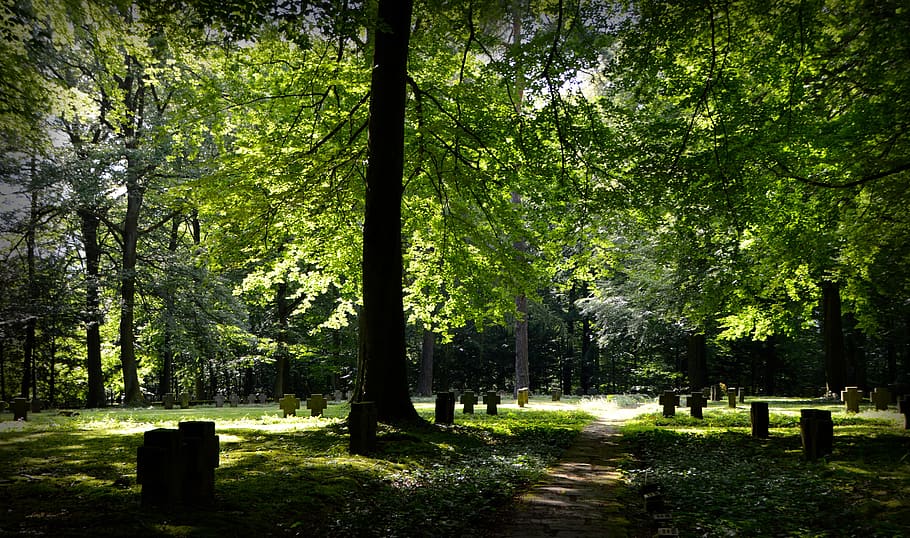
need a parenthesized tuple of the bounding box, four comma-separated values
(710, 384, 723, 401)
(517, 388, 529, 407)
(435, 392, 456, 424)
(179, 393, 190, 409)
(800, 409, 833, 460)
(163, 393, 176, 410)
(551, 389, 562, 401)
(659, 391, 680, 417)
(229, 393, 240, 408)
(214, 394, 225, 408)
(484, 391, 501, 415)
(460, 390, 477, 414)
(334, 390, 343, 402)
(306, 394, 328, 417)
(30, 397, 42, 413)
(726, 389, 737, 408)
(349, 401, 377, 455)
(750, 402, 769, 438)
(137, 420, 220, 506)
(841, 387, 863, 413)
(688, 392, 707, 419)
(258, 393, 268, 405)
(179, 421, 220, 504)
(247, 394, 257, 405)
(12, 397, 28, 421)
(738, 387, 746, 403)
(871, 388, 891, 411)
(279, 394, 300, 417)
(899, 397, 910, 430)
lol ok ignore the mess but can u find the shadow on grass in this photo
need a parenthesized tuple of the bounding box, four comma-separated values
(621, 418, 910, 537)
(1, 410, 588, 537)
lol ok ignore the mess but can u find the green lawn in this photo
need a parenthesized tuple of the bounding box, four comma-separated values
(620, 397, 910, 537)
(0, 398, 590, 537)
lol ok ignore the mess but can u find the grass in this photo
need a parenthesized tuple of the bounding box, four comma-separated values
(0, 398, 592, 537)
(620, 397, 910, 537)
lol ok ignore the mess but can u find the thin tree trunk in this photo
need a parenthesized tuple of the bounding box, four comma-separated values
(822, 281, 846, 396)
(119, 168, 143, 405)
(355, 0, 418, 423)
(80, 208, 106, 407)
(687, 333, 708, 391)
(274, 282, 291, 397)
(22, 181, 38, 399)
(417, 329, 434, 396)
(160, 216, 179, 397)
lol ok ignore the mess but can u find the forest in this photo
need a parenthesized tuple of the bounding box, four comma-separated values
(1, 0, 908, 415)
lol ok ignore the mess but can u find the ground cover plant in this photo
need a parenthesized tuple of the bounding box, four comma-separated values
(0, 398, 591, 537)
(620, 397, 910, 537)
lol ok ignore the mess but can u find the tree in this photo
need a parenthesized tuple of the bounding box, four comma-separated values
(354, 0, 419, 422)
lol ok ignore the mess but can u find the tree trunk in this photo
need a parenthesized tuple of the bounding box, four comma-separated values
(761, 336, 778, 395)
(821, 281, 846, 396)
(79, 208, 106, 407)
(22, 183, 38, 399)
(844, 313, 866, 391)
(274, 282, 291, 397)
(119, 170, 143, 405)
(417, 329, 434, 396)
(687, 332, 708, 391)
(514, 294, 530, 394)
(354, 0, 418, 423)
(160, 216, 179, 397)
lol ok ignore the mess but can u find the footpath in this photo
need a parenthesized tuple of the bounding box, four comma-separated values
(491, 405, 653, 538)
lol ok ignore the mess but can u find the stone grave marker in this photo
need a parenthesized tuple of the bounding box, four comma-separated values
(136, 420, 220, 506)
(258, 393, 268, 405)
(30, 397, 42, 413)
(738, 387, 746, 403)
(306, 394, 328, 417)
(334, 390, 343, 402)
(551, 389, 562, 401)
(841, 387, 863, 413)
(484, 391, 500, 415)
(900, 397, 910, 430)
(750, 401, 769, 438)
(163, 393, 176, 410)
(727, 389, 737, 408)
(247, 394, 257, 404)
(229, 393, 240, 408)
(179, 392, 191, 409)
(710, 384, 723, 401)
(688, 392, 707, 419)
(214, 394, 225, 408)
(517, 388, 529, 408)
(460, 390, 477, 414)
(12, 397, 28, 421)
(349, 401, 377, 455)
(435, 392, 456, 424)
(279, 394, 300, 417)
(659, 391, 680, 417)
(800, 409, 833, 460)
(871, 388, 891, 411)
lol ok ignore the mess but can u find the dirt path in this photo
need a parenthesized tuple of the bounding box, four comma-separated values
(491, 404, 654, 538)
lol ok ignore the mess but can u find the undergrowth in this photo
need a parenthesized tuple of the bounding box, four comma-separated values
(0, 402, 591, 537)
(621, 402, 910, 537)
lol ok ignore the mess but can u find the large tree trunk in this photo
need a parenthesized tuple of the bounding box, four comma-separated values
(821, 281, 846, 396)
(514, 293, 530, 394)
(119, 169, 143, 405)
(417, 329, 434, 396)
(354, 0, 418, 423)
(80, 208, 107, 407)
